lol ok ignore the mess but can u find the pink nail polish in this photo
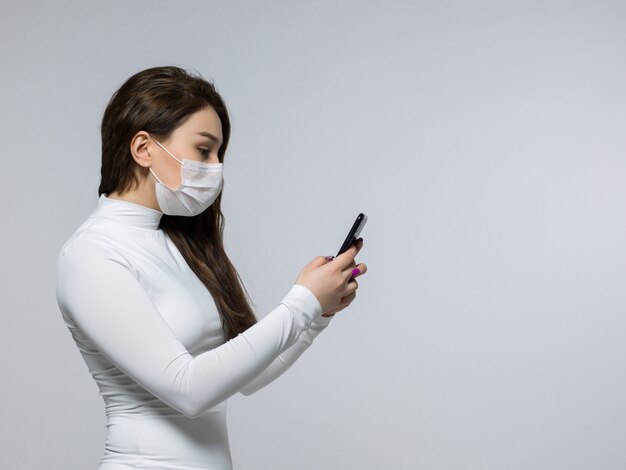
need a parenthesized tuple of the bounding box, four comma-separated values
(325, 256, 334, 261)
(352, 268, 360, 276)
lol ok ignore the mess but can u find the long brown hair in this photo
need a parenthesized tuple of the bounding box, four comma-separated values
(98, 65, 257, 340)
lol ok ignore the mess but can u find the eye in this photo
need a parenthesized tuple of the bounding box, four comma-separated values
(199, 147, 211, 159)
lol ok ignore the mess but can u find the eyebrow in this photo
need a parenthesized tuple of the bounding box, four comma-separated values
(197, 131, 222, 146)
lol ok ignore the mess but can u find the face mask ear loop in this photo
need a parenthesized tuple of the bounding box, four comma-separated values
(148, 166, 164, 185)
(147, 134, 182, 190)
(151, 137, 183, 165)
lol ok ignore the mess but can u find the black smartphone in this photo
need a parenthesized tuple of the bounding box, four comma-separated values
(336, 213, 368, 257)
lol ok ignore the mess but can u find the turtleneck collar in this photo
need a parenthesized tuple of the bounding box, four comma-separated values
(91, 194, 163, 230)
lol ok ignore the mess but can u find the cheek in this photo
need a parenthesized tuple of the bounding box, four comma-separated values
(153, 159, 182, 189)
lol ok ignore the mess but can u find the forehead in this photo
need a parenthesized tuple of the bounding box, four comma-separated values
(176, 106, 223, 145)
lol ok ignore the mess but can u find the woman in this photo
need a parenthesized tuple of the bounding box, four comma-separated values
(55, 65, 366, 470)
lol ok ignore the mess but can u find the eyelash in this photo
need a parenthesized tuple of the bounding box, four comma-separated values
(199, 148, 211, 158)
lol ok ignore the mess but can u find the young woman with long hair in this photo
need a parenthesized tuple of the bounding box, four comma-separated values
(55, 65, 366, 469)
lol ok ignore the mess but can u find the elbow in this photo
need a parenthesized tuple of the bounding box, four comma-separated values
(239, 388, 253, 397)
(183, 410, 204, 419)
(178, 402, 205, 419)
(239, 383, 261, 396)
(167, 389, 207, 418)
(174, 394, 230, 418)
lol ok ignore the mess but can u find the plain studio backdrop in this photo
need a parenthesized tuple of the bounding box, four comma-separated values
(1, 1, 625, 469)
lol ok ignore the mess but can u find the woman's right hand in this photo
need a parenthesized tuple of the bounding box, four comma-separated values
(294, 239, 366, 313)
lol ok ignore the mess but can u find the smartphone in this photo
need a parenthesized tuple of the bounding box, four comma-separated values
(336, 213, 368, 257)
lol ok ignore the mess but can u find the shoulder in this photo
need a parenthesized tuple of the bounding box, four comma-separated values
(56, 232, 129, 275)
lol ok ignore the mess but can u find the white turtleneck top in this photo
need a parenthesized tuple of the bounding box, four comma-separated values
(55, 194, 332, 470)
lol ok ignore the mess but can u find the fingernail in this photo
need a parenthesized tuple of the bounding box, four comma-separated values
(325, 256, 334, 261)
(352, 268, 361, 276)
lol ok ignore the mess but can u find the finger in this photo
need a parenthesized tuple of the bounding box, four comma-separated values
(345, 274, 359, 289)
(345, 278, 358, 296)
(349, 239, 364, 258)
(344, 261, 366, 279)
(342, 291, 357, 304)
(325, 243, 361, 263)
(353, 262, 367, 276)
(334, 242, 360, 270)
(329, 238, 363, 266)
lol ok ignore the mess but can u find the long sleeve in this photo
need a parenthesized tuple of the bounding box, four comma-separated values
(239, 314, 333, 395)
(55, 237, 323, 419)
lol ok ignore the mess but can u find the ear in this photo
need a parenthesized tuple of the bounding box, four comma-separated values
(129, 131, 152, 168)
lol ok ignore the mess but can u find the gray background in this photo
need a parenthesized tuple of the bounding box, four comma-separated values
(1, 1, 625, 469)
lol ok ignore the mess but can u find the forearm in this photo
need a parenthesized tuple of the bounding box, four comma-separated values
(239, 314, 333, 395)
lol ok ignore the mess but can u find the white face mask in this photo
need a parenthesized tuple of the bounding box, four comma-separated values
(148, 136, 224, 217)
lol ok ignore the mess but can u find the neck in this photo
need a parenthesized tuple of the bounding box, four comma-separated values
(94, 193, 163, 230)
(107, 178, 160, 212)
